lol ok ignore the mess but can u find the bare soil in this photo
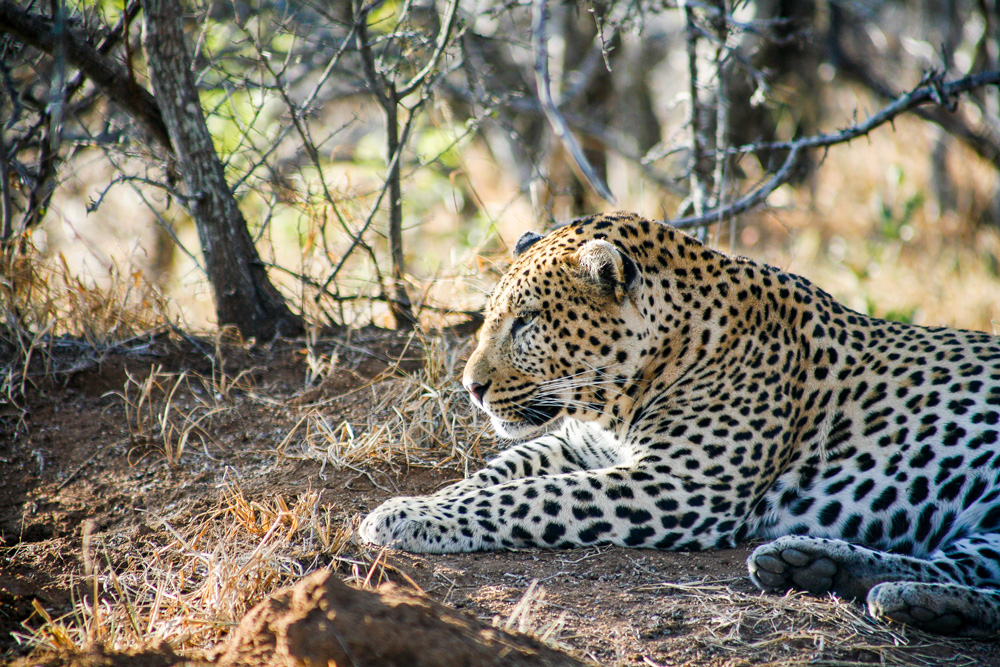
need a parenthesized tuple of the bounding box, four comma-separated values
(2, 329, 998, 666)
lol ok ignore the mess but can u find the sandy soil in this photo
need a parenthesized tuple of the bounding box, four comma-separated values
(2, 329, 998, 666)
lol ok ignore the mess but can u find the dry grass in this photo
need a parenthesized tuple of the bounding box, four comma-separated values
(1, 241, 169, 354)
(281, 333, 492, 478)
(110, 363, 257, 469)
(10, 331, 488, 660)
(0, 240, 172, 432)
(500, 579, 573, 652)
(13, 482, 354, 654)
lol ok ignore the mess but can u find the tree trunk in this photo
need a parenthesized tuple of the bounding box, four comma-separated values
(140, 0, 302, 339)
(384, 93, 418, 330)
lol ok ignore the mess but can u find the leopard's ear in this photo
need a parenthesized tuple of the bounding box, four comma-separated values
(513, 231, 544, 259)
(573, 239, 640, 301)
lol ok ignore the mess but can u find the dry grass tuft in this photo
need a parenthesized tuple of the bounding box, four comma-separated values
(14, 481, 354, 655)
(1, 240, 169, 352)
(1, 239, 172, 431)
(110, 364, 256, 469)
(282, 333, 492, 478)
(501, 579, 571, 649)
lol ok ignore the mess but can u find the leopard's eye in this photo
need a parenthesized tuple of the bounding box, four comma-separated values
(511, 311, 539, 337)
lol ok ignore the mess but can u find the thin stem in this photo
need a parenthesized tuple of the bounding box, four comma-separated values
(531, 0, 615, 203)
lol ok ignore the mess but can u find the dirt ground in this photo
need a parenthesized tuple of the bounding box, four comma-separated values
(2, 328, 999, 666)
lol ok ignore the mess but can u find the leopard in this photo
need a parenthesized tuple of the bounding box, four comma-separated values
(360, 211, 1000, 637)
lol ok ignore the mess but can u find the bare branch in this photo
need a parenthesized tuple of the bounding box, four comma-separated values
(317, 83, 424, 300)
(669, 145, 801, 230)
(724, 70, 1000, 158)
(559, 2, 631, 108)
(442, 81, 685, 195)
(255, 40, 362, 248)
(396, 0, 460, 98)
(531, 0, 615, 203)
(141, 0, 303, 338)
(86, 174, 194, 213)
(836, 59, 1000, 171)
(669, 69, 1000, 230)
(230, 11, 366, 194)
(64, 0, 143, 109)
(354, 3, 418, 327)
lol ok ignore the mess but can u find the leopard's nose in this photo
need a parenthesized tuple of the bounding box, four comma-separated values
(465, 380, 490, 406)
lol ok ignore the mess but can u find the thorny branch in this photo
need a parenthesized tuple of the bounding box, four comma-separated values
(356, 2, 412, 327)
(442, 81, 686, 195)
(835, 54, 1000, 172)
(668, 69, 1000, 230)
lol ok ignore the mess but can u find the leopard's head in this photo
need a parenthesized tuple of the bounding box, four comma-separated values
(463, 225, 649, 440)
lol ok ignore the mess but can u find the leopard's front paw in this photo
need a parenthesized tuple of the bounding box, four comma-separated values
(358, 497, 422, 548)
(358, 497, 464, 554)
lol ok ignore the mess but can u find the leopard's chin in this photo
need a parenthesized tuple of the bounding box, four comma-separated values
(490, 413, 563, 441)
(478, 397, 563, 441)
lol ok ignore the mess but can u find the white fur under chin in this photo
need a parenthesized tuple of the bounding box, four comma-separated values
(489, 414, 564, 442)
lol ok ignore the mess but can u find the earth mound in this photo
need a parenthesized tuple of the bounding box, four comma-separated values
(216, 568, 589, 667)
